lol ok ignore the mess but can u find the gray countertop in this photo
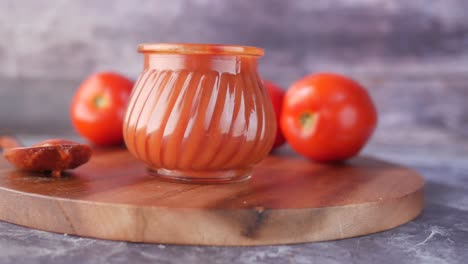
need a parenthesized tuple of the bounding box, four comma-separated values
(0, 135, 467, 264)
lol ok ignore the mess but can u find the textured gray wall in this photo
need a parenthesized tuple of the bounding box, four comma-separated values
(1, 0, 467, 145)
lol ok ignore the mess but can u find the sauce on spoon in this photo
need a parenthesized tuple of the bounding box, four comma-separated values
(1, 137, 92, 177)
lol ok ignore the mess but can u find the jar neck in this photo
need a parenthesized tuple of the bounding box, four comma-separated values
(143, 54, 259, 74)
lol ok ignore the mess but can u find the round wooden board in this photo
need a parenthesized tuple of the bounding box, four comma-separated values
(0, 149, 424, 246)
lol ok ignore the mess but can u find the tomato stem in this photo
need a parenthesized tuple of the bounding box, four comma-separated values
(93, 95, 108, 109)
(299, 112, 316, 132)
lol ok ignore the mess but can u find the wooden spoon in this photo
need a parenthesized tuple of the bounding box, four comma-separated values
(1, 137, 92, 177)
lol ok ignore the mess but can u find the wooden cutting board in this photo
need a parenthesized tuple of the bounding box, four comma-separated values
(0, 148, 424, 246)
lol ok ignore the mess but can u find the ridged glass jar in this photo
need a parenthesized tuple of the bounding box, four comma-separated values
(123, 43, 276, 183)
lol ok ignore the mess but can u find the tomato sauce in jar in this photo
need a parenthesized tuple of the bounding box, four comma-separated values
(123, 43, 276, 183)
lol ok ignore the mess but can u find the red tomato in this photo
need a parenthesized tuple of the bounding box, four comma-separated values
(264, 80, 286, 150)
(71, 72, 133, 146)
(281, 73, 377, 162)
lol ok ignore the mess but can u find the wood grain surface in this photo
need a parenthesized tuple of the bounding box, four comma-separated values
(0, 149, 424, 245)
(2, 1, 468, 136)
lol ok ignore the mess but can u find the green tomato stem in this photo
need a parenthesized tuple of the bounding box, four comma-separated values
(299, 112, 316, 133)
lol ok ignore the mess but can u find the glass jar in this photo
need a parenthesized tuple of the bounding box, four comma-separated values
(123, 43, 276, 183)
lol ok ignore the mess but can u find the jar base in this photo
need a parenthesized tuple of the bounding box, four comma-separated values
(149, 168, 252, 184)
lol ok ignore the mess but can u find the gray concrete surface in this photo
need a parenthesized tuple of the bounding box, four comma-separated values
(1, 0, 468, 134)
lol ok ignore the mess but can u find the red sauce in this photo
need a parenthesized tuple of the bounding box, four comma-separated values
(123, 44, 276, 183)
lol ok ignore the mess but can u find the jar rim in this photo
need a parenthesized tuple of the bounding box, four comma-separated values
(138, 43, 264, 56)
